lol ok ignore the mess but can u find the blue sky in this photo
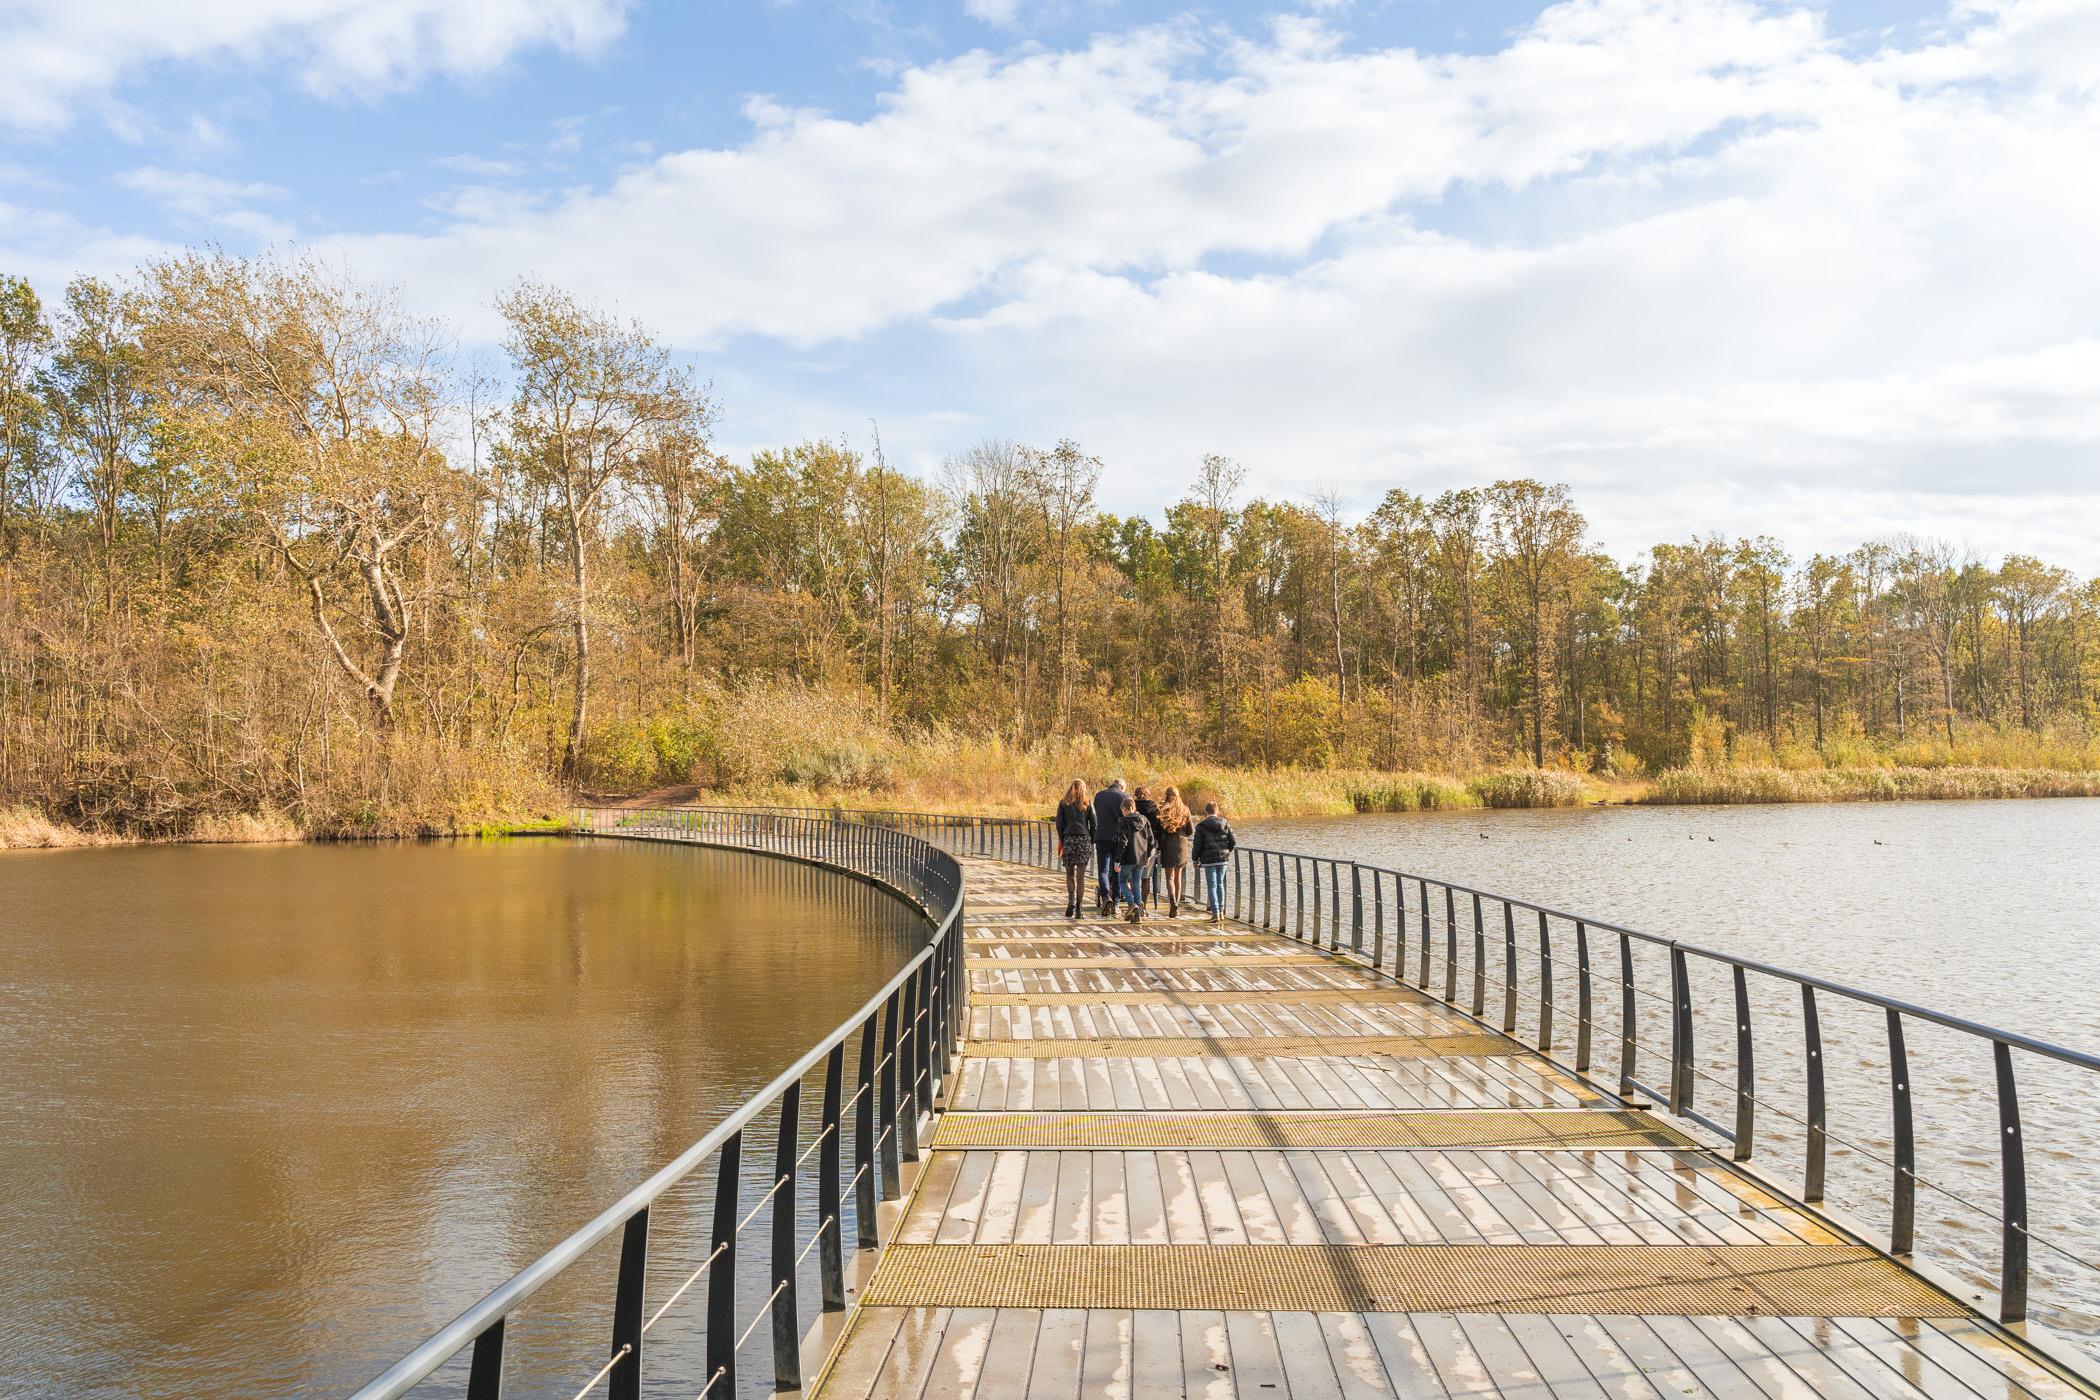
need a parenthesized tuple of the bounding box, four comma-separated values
(4, 0, 2098, 568)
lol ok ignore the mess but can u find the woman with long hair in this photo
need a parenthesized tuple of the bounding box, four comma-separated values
(1053, 779, 1096, 919)
(1156, 785, 1193, 917)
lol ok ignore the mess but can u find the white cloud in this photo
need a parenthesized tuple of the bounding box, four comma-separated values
(10, 0, 2100, 566)
(1, 0, 630, 129)
(322, 3, 1854, 343)
(963, 0, 1024, 27)
(116, 167, 294, 240)
(431, 153, 528, 178)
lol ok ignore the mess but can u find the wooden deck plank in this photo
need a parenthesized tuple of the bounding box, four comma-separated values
(808, 856, 2089, 1400)
(973, 1307, 1043, 1395)
(1079, 1310, 1135, 1400)
(1025, 1308, 1089, 1400)
(1359, 1313, 1452, 1398)
(918, 1308, 997, 1400)
(1221, 1311, 1290, 1395)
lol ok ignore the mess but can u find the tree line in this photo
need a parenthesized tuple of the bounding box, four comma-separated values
(2, 255, 2095, 832)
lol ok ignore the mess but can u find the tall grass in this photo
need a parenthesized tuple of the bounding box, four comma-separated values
(1645, 765, 2100, 804)
(0, 806, 122, 849)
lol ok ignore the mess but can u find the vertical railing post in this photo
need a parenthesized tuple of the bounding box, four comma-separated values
(1619, 932, 1637, 1099)
(705, 1135, 740, 1397)
(1536, 910, 1553, 1050)
(913, 963, 935, 1121)
(1668, 946, 1694, 1115)
(466, 1322, 506, 1400)
(1887, 1009, 1915, 1254)
(1730, 964, 1754, 1161)
(1350, 863, 1363, 952)
(608, 1209, 649, 1400)
(1802, 986, 1826, 1202)
(771, 1084, 802, 1390)
(898, 970, 921, 1162)
(1574, 922, 1593, 1073)
(819, 1043, 846, 1309)
(1262, 853, 1273, 929)
(928, 942, 948, 1100)
(1501, 902, 1518, 1035)
(1310, 859, 1321, 944)
(1443, 887, 1458, 1003)
(1371, 870, 1385, 971)
(1993, 1040, 2029, 1323)
(855, 1016, 879, 1245)
(878, 991, 902, 1198)
(1417, 878, 1431, 990)
(1470, 893, 1486, 1019)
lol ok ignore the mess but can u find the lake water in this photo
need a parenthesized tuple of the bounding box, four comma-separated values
(0, 838, 925, 1398)
(1243, 799, 2100, 1348)
(6, 806, 2097, 1393)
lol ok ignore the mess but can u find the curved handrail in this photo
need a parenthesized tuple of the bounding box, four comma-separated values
(351, 807, 974, 1400)
(353, 801, 2100, 1392)
(1221, 837, 2100, 1333)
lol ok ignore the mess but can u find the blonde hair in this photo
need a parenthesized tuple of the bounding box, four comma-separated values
(1159, 786, 1191, 832)
(1061, 779, 1087, 808)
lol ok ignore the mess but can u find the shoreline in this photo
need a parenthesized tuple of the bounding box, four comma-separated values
(11, 765, 2099, 849)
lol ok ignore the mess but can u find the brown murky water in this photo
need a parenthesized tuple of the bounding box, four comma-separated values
(0, 837, 924, 1398)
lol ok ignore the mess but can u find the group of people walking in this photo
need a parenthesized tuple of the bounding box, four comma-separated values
(1053, 778, 1238, 923)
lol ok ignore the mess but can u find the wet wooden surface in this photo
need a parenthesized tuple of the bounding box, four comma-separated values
(809, 859, 2088, 1399)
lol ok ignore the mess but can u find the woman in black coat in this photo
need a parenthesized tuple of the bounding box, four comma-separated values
(1053, 779, 1095, 919)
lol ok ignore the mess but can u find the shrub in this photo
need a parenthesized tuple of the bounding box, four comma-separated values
(1467, 769, 1584, 808)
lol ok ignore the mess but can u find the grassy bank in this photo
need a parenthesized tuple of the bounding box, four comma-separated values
(1638, 765, 2100, 804)
(0, 803, 569, 851)
(12, 721, 2100, 850)
(697, 764, 1589, 820)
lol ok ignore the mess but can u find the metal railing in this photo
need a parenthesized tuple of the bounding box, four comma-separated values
(351, 808, 983, 1400)
(352, 802, 2098, 1394)
(1223, 841, 2100, 1331)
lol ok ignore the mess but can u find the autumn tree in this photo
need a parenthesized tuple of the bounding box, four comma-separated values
(498, 281, 697, 781)
(1487, 479, 1586, 766)
(139, 252, 459, 726)
(0, 276, 52, 553)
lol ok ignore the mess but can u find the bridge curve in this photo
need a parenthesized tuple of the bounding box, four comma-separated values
(352, 806, 2100, 1400)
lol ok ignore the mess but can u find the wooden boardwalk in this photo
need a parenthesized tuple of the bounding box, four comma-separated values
(809, 857, 2091, 1399)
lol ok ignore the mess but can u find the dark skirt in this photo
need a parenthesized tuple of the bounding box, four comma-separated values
(1158, 829, 1190, 868)
(1061, 840, 1094, 869)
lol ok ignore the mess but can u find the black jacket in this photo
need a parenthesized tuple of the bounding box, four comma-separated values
(1090, 786, 1126, 844)
(1054, 801, 1095, 849)
(1117, 812, 1158, 868)
(1192, 815, 1237, 865)
(1135, 798, 1162, 845)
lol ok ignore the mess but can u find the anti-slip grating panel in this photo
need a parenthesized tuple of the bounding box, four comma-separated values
(859, 1244, 1964, 1317)
(966, 987, 1430, 1007)
(965, 954, 1338, 969)
(959, 1033, 1521, 1059)
(961, 936, 1268, 948)
(966, 941, 1304, 958)
(929, 1108, 1696, 1150)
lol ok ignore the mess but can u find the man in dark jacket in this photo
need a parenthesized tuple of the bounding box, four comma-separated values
(1091, 779, 1126, 913)
(1116, 796, 1158, 923)
(1192, 802, 1237, 922)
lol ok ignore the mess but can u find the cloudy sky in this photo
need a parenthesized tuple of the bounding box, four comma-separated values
(3, 0, 2097, 568)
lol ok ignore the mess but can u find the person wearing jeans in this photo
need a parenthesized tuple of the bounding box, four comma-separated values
(1091, 778, 1126, 912)
(1115, 795, 1158, 924)
(1191, 801, 1237, 922)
